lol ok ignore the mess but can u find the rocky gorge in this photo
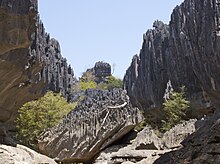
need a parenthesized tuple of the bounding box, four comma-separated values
(0, 0, 220, 163)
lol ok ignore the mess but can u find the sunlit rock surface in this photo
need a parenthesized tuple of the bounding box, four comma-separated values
(0, 144, 56, 164)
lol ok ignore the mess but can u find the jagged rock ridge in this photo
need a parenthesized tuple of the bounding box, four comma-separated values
(124, 0, 220, 163)
(124, 0, 220, 119)
(0, 0, 75, 144)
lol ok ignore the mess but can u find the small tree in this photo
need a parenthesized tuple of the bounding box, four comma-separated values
(161, 87, 190, 132)
(16, 91, 76, 150)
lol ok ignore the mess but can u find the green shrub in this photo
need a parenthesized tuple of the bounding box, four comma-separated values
(106, 76, 123, 89)
(97, 76, 123, 90)
(80, 81, 97, 91)
(161, 87, 190, 132)
(16, 91, 76, 150)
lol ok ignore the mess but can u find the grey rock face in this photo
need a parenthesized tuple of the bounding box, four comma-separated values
(124, 0, 220, 116)
(162, 119, 197, 149)
(0, 144, 56, 164)
(124, 21, 169, 111)
(39, 88, 143, 163)
(30, 20, 75, 100)
(124, 0, 220, 163)
(94, 61, 111, 77)
(0, 0, 75, 144)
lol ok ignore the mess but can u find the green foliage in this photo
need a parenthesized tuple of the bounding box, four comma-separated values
(16, 91, 76, 150)
(161, 87, 190, 132)
(97, 76, 123, 90)
(78, 73, 123, 91)
(106, 76, 123, 89)
(80, 81, 97, 91)
(134, 120, 147, 132)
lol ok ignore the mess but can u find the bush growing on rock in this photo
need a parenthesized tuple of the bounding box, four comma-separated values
(98, 76, 123, 90)
(77, 71, 123, 91)
(161, 87, 190, 132)
(16, 91, 76, 150)
(80, 81, 98, 91)
(106, 76, 123, 89)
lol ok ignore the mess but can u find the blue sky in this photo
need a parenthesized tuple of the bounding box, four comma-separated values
(38, 0, 184, 78)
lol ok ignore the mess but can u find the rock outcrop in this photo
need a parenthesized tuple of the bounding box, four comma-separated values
(39, 88, 143, 163)
(155, 115, 220, 163)
(95, 119, 197, 164)
(124, 21, 169, 111)
(0, 0, 75, 143)
(124, 0, 220, 118)
(94, 61, 111, 78)
(81, 61, 112, 84)
(0, 144, 56, 164)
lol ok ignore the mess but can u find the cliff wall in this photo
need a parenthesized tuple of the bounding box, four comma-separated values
(124, 0, 220, 118)
(0, 0, 74, 144)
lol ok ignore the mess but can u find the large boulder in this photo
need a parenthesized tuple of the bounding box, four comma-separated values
(0, 0, 75, 143)
(39, 88, 143, 163)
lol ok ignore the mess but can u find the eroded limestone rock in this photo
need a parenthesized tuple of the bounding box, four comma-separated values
(0, 0, 75, 143)
(124, 0, 220, 119)
(39, 89, 143, 163)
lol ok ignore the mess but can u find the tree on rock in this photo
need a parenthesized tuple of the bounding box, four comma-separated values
(16, 91, 76, 150)
(161, 87, 190, 132)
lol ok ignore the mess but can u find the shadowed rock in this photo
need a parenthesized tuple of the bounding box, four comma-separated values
(154, 115, 220, 164)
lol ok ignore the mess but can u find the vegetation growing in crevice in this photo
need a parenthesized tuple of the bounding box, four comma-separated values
(160, 87, 190, 132)
(134, 87, 190, 134)
(16, 91, 77, 150)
